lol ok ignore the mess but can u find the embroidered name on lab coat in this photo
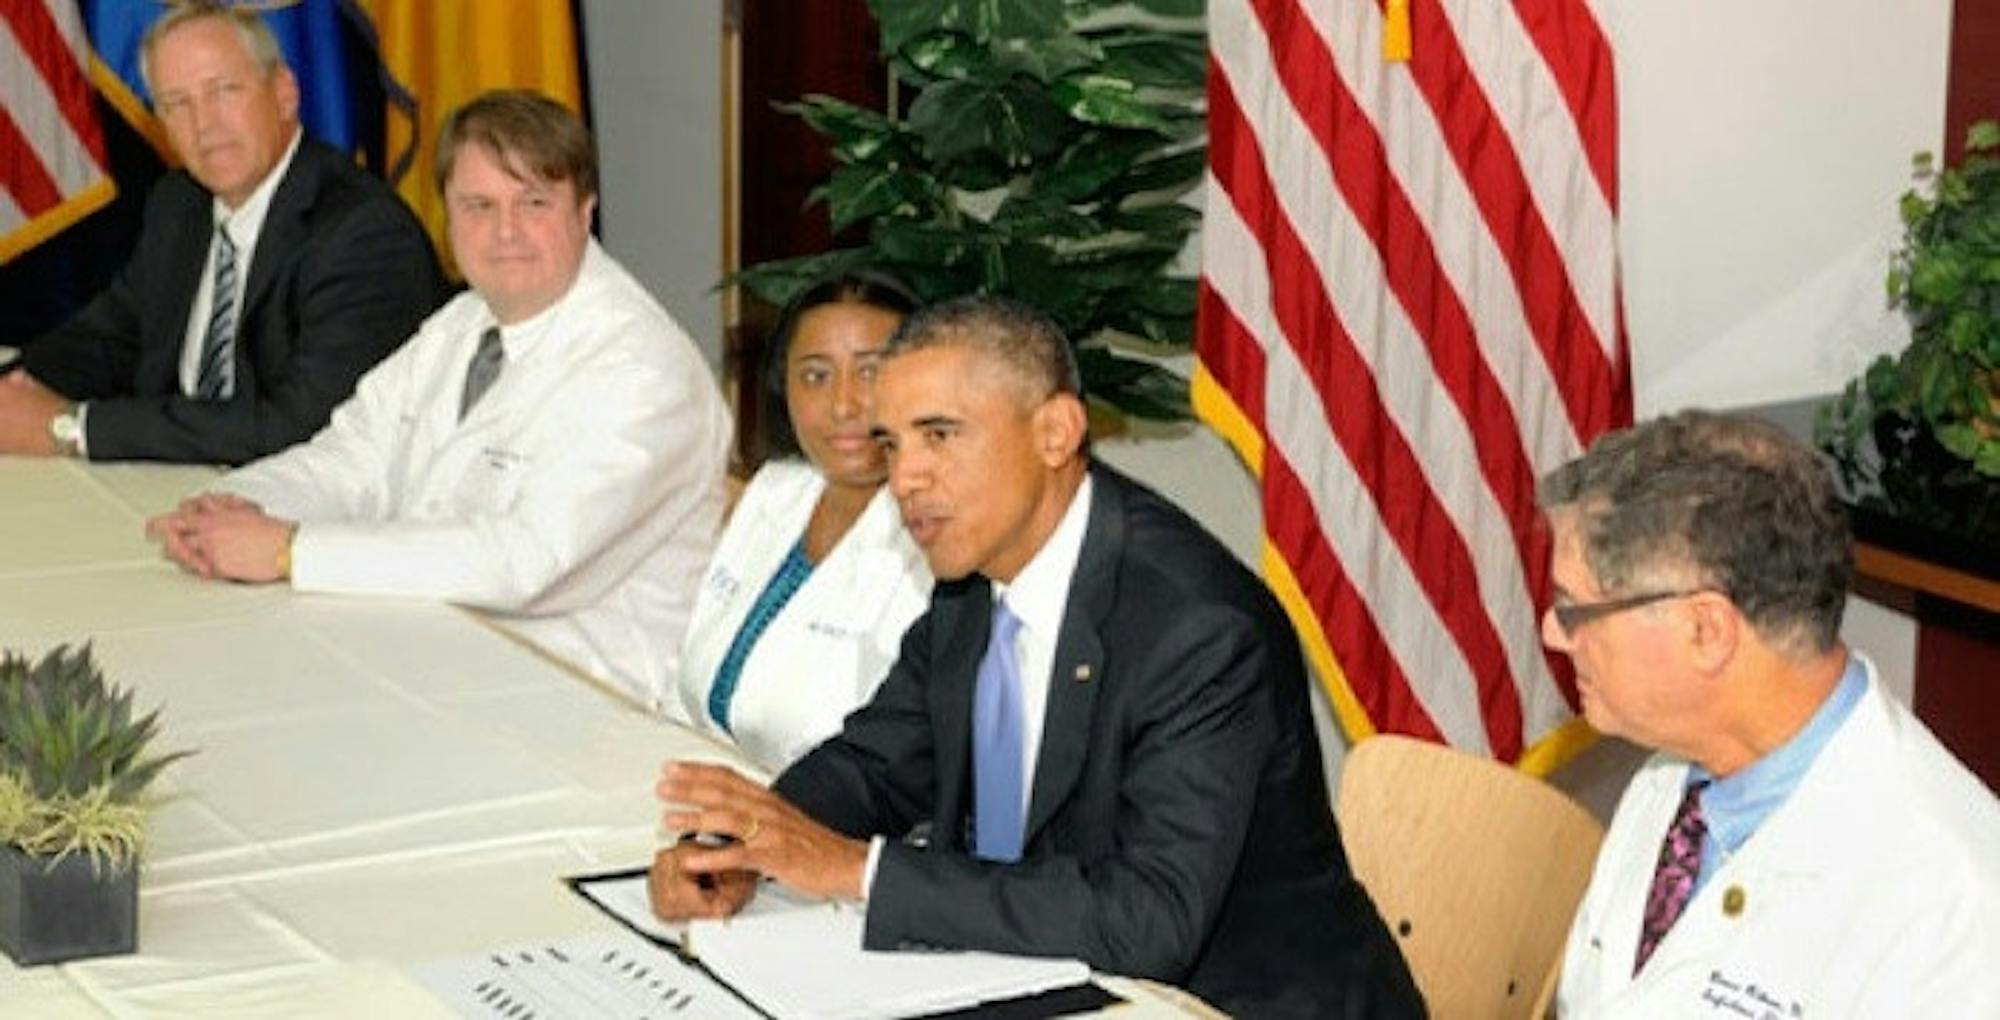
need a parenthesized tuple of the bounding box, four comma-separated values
(479, 446, 526, 470)
(806, 618, 860, 640)
(703, 565, 741, 601)
(1700, 969, 1802, 1019)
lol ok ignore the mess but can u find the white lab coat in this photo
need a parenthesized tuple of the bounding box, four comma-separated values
(667, 459, 930, 772)
(1559, 656, 2000, 1018)
(220, 242, 731, 708)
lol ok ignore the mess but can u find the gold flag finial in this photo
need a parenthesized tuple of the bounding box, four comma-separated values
(1384, 0, 1412, 63)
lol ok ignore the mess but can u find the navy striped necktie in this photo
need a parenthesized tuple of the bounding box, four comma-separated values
(194, 224, 238, 400)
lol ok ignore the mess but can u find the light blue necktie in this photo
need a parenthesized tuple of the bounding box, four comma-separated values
(972, 599, 1026, 862)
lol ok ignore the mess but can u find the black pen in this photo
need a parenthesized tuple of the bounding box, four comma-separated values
(681, 831, 737, 891)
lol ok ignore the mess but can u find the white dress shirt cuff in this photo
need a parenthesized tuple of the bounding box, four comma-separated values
(860, 835, 886, 902)
(72, 402, 90, 458)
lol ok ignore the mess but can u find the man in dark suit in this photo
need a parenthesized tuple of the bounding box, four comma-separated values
(650, 296, 1423, 1017)
(0, 3, 440, 464)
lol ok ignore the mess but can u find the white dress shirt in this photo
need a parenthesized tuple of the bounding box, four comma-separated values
(987, 473, 1094, 818)
(219, 240, 732, 707)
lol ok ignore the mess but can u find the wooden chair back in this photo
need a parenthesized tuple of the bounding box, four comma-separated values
(1336, 734, 1605, 1019)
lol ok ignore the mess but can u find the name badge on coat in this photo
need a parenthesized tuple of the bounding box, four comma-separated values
(459, 445, 528, 510)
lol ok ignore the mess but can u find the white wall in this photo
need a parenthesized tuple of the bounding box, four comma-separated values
(1602, 0, 1953, 416)
(582, 1, 724, 368)
(1581, 0, 1949, 804)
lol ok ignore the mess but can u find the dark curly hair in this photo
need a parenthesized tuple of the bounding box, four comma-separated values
(759, 270, 920, 461)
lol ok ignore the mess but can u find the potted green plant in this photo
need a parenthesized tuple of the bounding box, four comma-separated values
(1818, 121, 2000, 547)
(733, 0, 1208, 423)
(0, 644, 190, 966)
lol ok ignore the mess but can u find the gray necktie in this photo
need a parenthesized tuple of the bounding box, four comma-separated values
(459, 326, 504, 421)
(195, 224, 238, 400)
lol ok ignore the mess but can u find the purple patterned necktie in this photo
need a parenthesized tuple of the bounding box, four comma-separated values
(1634, 779, 1710, 974)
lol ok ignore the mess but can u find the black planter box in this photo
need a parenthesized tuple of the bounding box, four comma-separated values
(0, 843, 138, 966)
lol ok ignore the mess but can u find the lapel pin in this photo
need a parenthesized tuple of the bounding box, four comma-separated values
(1721, 885, 1745, 917)
(1073, 664, 1092, 683)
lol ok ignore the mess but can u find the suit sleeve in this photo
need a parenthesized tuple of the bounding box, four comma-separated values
(787, 603, 1275, 982)
(78, 187, 441, 465)
(19, 186, 171, 401)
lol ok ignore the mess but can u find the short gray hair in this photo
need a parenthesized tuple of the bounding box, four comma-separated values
(139, 2, 286, 97)
(885, 294, 1084, 410)
(1538, 409, 1852, 654)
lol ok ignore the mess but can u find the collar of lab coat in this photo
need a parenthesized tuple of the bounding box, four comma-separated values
(1627, 654, 1894, 971)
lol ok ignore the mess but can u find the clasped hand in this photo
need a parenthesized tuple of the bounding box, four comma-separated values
(145, 493, 295, 582)
(646, 761, 869, 923)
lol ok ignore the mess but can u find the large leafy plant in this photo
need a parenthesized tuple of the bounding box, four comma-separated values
(0, 645, 191, 872)
(734, 0, 1209, 421)
(1819, 122, 2000, 543)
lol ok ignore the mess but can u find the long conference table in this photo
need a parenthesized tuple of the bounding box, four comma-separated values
(0, 459, 1214, 1018)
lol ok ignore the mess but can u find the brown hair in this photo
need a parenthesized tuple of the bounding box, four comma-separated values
(434, 89, 597, 200)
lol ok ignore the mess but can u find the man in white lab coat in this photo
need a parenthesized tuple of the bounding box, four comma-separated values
(146, 90, 730, 709)
(1540, 410, 1999, 1017)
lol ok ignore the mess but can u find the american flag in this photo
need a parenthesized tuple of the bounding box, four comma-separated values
(1, 0, 112, 263)
(1197, 0, 1631, 770)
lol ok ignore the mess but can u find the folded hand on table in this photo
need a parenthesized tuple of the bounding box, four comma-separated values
(145, 494, 295, 583)
(649, 760, 870, 922)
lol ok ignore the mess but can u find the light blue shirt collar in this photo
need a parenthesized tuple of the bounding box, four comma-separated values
(1690, 652, 1868, 889)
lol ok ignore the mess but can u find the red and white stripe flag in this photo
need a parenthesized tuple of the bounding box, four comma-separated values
(1197, 0, 1631, 770)
(1, 0, 113, 263)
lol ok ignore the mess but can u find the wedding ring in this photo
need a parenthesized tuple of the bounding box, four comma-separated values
(744, 818, 762, 844)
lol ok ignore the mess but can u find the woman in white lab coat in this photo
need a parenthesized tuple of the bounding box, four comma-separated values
(667, 272, 931, 772)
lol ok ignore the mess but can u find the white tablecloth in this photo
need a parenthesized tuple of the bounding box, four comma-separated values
(0, 459, 753, 1016)
(0, 459, 1216, 1018)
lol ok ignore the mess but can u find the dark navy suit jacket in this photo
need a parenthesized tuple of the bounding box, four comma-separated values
(24, 138, 442, 464)
(776, 464, 1425, 1018)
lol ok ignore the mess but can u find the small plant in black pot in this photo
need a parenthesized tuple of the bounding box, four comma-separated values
(0, 645, 191, 966)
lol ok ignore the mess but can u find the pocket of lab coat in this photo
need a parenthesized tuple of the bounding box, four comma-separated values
(458, 446, 530, 511)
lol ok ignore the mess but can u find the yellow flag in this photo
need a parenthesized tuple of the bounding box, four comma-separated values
(354, 0, 583, 274)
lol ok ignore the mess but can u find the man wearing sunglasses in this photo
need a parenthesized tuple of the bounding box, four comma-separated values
(1541, 410, 1998, 1017)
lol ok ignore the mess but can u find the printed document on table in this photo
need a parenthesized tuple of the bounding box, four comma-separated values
(414, 931, 762, 1019)
(688, 905, 1090, 1020)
